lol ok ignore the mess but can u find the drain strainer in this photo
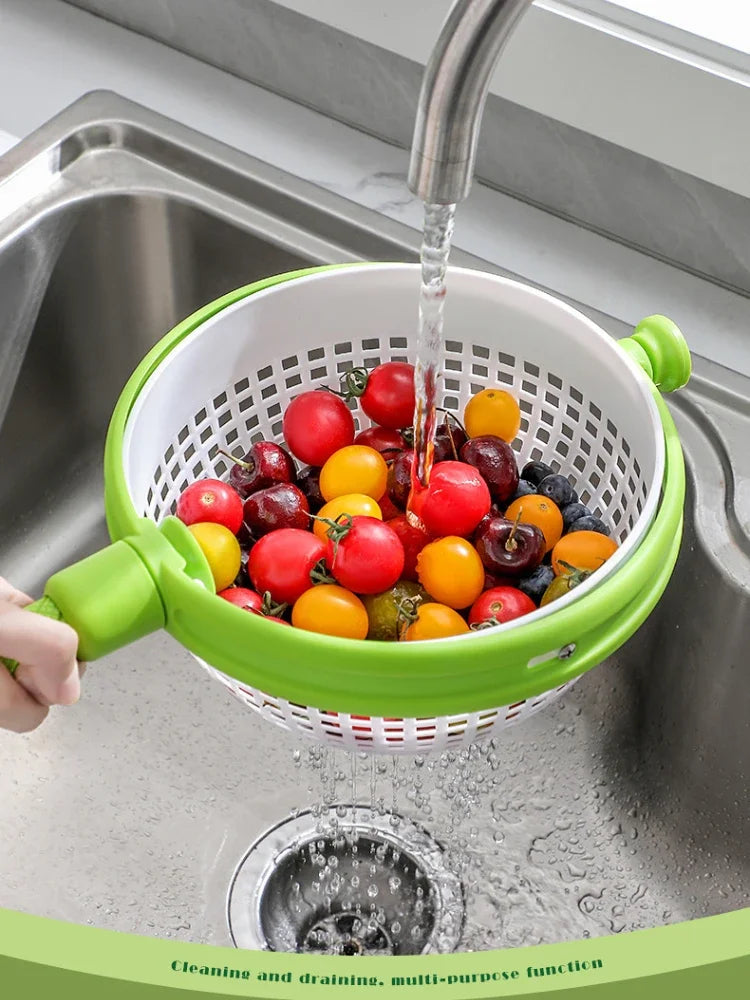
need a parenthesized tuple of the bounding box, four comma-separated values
(227, 807, 464, 955)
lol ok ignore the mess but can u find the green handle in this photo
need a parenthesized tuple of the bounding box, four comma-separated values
(1, 596, 65, 676)
(0, 518, 213, 673)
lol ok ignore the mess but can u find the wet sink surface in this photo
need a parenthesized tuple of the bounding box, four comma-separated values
(0, 93, 747, 950)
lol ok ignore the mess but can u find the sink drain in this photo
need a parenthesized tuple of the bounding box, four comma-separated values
(227, 807, 464, 955)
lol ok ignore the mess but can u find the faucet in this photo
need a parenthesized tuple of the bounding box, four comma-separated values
(408, 0, 532, 205)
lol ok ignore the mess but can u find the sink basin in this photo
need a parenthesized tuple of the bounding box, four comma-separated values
(0, 93, 747, 949)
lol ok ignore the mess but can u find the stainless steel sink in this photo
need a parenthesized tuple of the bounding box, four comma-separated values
(0, 93, 747, 949)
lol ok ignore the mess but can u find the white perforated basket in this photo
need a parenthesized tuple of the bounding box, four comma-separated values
(120, 264, 665, 754)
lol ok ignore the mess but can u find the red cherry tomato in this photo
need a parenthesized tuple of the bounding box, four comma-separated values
(360, 362, 415, 430)
(282, 391, 354, 466)
(386, 515, 432, 581)
(218, 587, 262, 613)
(414, 461, 491, 537)
(248, 529, 326, 604)
(176, 478, 243, 534)
(354, 426, 407, 455)
(468, 586, 536, 627)
(325, 516, 405, 594)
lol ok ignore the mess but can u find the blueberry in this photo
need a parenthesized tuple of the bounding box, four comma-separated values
(519, 564, 555, 604)
(510, 478, 537, 501)
(561, 502, 591, 531)
(568, 515, 610, 536)
(521, 461, 554, 487)
(538, 474, 576, 507)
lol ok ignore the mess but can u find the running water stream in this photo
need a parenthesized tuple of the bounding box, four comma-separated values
(408, 202, 456, 517)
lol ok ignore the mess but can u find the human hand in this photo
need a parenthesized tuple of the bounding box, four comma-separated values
(0, 577, 82, 733)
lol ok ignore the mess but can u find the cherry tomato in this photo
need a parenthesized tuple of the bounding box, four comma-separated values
(504, 494, 563, 554)
(249, 528, 326, 604)
(292, 584, 369, 639)
(319, 445, 388, 502)
(386, 515, 432, 581)
(325, 516, 404, 594)
(540, 566, 590, 606)
(283, 391, 354, 466)
(468, 586, 536, 627)
(176, 478, 243, 534)
(464, 388, 521, 442)
(403, 603, 470, 641)
(360, 362, 415, 430)
(416, 536, 484, 609)
(188, 522, 242, 592)
(353, 426, 407, 454)
(218, 587, 262, 613)
(413, 461, 491, 538)
(552, 531, 618, 576)
(314, 494, 382, 540)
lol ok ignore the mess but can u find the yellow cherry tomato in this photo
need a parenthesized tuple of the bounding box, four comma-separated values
(552, 530, 618, 576)
(319, 445, 388, 502)
(314, 493, 382, 540)
(464, 387, 521, 442)
(188, 522, 241, 592)
(292, 584, 369, 639)
(504, 494, 563, 554)
(403, 603, 470, 641)
(416, 536, 485, 610)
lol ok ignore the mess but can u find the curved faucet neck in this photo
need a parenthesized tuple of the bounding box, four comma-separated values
(408, 0, 532, 205)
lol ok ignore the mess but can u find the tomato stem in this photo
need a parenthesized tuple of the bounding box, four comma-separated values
(307, 512, 353, 561)
(395, 594, 423, 640)
(469, 615, 502, 631)
(309, 559, 337, 586)
(260, 591, 288, 618)
(339, 367, 370, 400)
(556, 560, 592, 586)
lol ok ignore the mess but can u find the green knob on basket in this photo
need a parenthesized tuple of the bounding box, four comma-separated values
(620, 315, 691, 392)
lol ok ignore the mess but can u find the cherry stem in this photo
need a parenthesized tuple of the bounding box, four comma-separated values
(339, 367, 370, 399)
(505, 509, 523, 552)
(219, 447, 253, 472)
(436, 407, 468, 437)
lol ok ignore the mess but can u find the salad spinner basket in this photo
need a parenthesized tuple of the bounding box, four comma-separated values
(5, 264, 690, 754)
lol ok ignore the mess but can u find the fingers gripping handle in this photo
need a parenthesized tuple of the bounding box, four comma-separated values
(1, 596, 65, 675)
(0, 518, 213, 676)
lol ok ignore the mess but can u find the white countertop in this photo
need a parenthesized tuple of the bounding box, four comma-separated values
(2, 0, 750, 378)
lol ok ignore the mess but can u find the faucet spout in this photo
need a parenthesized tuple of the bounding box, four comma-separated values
(408, 0, 532, 205)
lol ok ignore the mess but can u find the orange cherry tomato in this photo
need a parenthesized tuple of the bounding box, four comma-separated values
(416, 536, 485, 610)
(403, 603, 470, 641)
(292, 584, 369, 639)
(319, 445, 388, 502)
(552, 530, 618, 576)
(313, 494, 382, 540)
(504, 494, 563, 554)
(463, 388, 521, 442)
(188, 522, 241, 592)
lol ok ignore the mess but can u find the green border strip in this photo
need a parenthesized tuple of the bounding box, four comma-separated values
(0, 907, 748, 1000)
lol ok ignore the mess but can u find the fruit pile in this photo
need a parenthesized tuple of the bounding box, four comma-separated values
(172, 362, 618, 641)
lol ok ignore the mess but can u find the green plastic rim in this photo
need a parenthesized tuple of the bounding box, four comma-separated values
(103, 265, 686, 718)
